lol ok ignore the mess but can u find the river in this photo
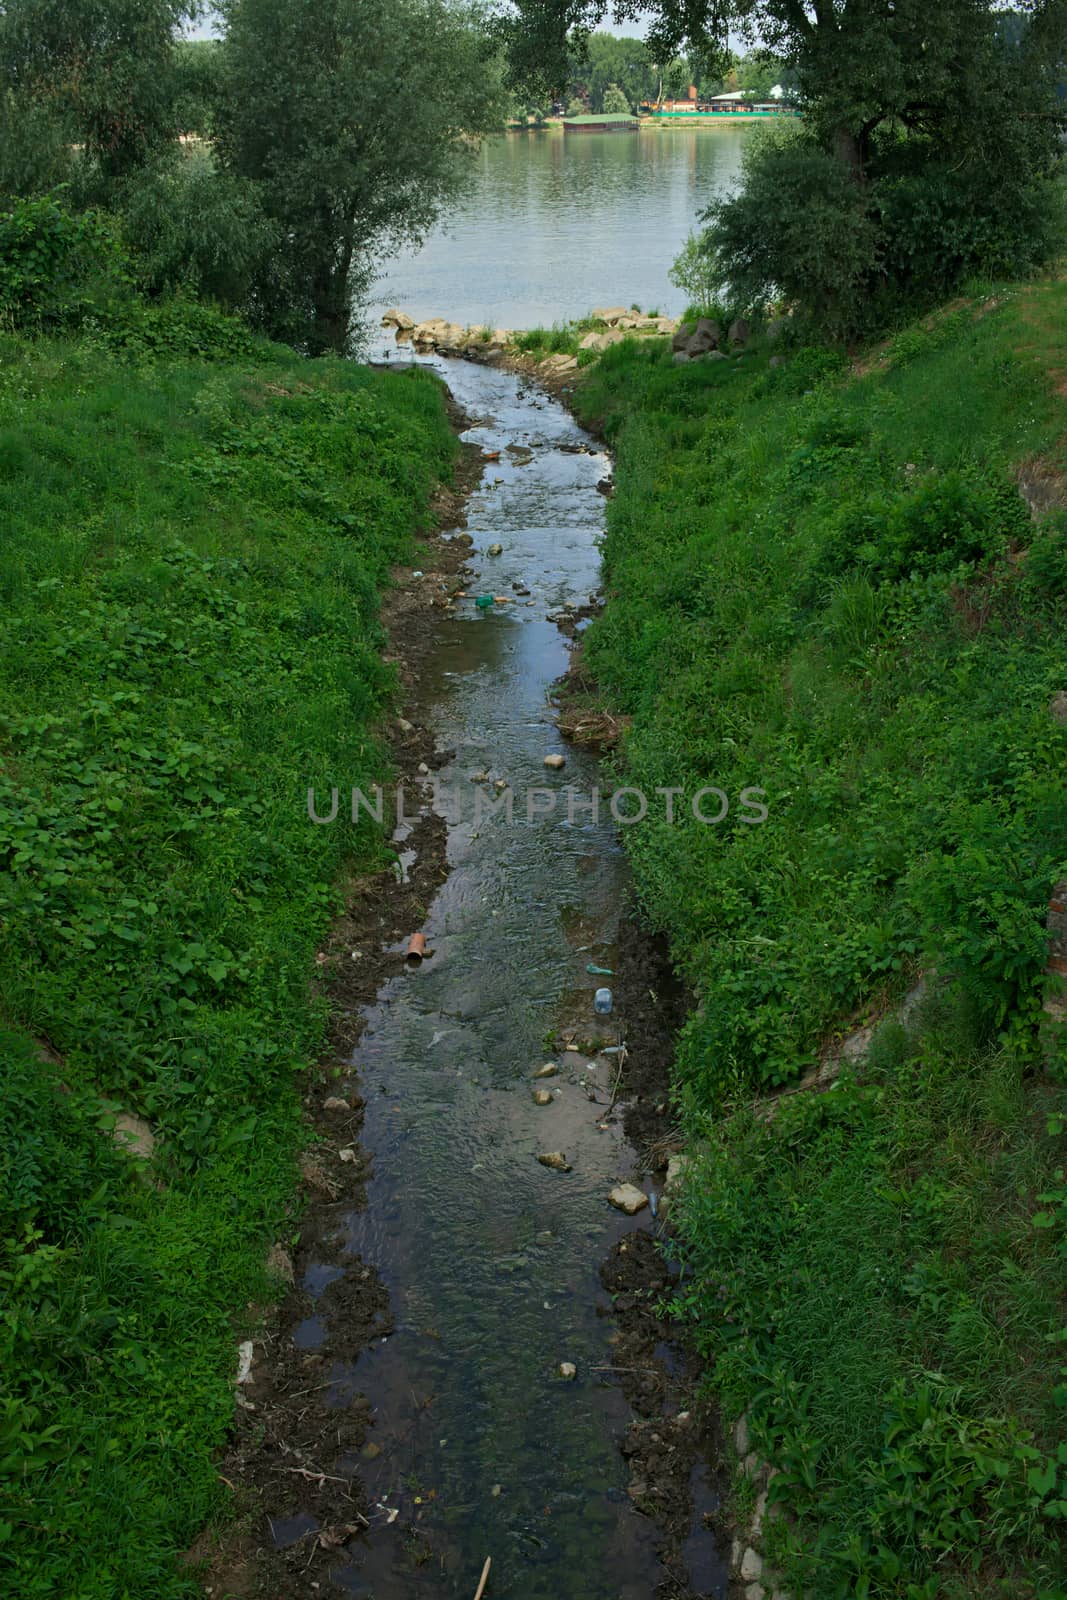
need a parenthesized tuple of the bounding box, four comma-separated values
(372, 125, 751, 329)
(267, 354, 726, 1597)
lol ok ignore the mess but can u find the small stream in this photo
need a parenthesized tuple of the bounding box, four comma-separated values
(284, 348, 722, 1598)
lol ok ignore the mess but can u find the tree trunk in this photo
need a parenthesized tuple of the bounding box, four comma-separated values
(834, 123, 865, 180)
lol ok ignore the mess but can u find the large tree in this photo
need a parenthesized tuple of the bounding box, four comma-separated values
(0, 0, 193, 184)
(216, 0, 504, 354)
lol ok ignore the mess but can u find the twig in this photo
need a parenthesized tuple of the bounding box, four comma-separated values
(473, 1556, 492, 1600)
(606, 1043, 627, 1116)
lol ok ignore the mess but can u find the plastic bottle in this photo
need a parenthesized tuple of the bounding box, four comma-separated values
(594, 987, 613, 1015)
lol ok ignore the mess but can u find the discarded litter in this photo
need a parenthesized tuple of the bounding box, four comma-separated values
(405, 933, 427, 962)
(475, 594, 495, 609)
(594, 988, 613, 1015)
(586, 964, 613, 976)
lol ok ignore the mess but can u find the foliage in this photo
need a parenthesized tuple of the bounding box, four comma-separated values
(117, 149, 280, 307)
(571, 274, 1067, 1594)
(0, 194, 133, 331)
(601, 82, 632, 114)
(703, 115, 1066, 339)
(173, 39, 225, 138)
(0, 0, 194, 184)
(671, 1006, 1067, 1596)
(216, 0, 505, 353)
(565, 30, 656, 111)
(0, 325, 456, 1595)
(669, 231, 725, 316)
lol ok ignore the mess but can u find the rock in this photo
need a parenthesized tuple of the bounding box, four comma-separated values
(487, 543, 503, 556)
(751, 1488, 769, 1537)
(541, 352, 579, 373)
(418, 762, 430, 775)
(769, 355, 785, 369)
(436, 321, 467, 353)
(1050, 690, 1067, 725)
(395, 716, 414, 734)
(728, 317, 752, 347)
(323, 1096, 350, 1112)
(558, 1361, 577, 1380)
(671, 322, 695, 351)
(537, 1151, 571, 1171)
(543, 753, 566, 770)
(533, 1063, 559, 1079)
(266, 1243, 295, 1285)
(686, 319, 722, 357)
(113, 1112, 154, 1161)
(381, 307, 414, 330)
(608, 1183, 649, 1215)
(494, 777, 509, 791)
(591, 305, 630, 325)
(338, 1146, 359, 1164)
(743, 1451, 761, 1477)
(741, 1548, 763, 1583)
(665, 1153, 689, 1193)
(578, 330, 626, 354)
(766, 315, 789, 342)
(412, 316, 449, 346)
(744, 1587, 765, 1600)
(735, 1413, 750, 1456)
(532, 1088, 554, 1106)
(672, 352, 691, 366)
(236, 1339, 254, 1385)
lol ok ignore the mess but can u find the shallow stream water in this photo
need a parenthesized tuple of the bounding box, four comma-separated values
(281, 348, 725, 1599)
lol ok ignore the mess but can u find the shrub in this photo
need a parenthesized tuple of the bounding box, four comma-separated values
(117, 149, 279, 308)
(0, 194, 132, 331)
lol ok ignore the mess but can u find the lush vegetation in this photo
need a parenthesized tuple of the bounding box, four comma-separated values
(510, 29, 788, 119)
(571, 283, 1067, 1593)
(0, 0, 502, 352)
(0, 235, 456, 1593)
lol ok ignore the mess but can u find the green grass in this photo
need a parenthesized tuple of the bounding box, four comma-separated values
(0, 319, 455, 1596)
(572, 281, 1067, 1595)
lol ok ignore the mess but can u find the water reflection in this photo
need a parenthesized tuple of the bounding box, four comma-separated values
(374, 126, 751, 326)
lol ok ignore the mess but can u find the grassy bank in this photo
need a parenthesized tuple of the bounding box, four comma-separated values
(572, 284, 1067, 1596)
(0, 308, 455, 1597)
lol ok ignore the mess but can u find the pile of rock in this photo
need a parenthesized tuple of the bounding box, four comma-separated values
(381, 309, 509, 359)
(671, 316, 752, 365)
(590, 306, 678, 335)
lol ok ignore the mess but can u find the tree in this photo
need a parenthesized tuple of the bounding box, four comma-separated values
(0, 0, 194, 184)
(575, 31, 655, 109)
(216, 0, 504, 354)
(602, 81, 632, 112)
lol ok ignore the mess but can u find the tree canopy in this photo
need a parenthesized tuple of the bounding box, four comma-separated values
(217, 0, 504, 352)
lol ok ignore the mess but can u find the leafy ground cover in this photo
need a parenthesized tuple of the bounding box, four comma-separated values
(0, 312, 455, 1597)
(572, 281, 1067, 1596)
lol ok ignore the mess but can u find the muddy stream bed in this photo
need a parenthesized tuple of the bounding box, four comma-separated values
(217, 349, 728, 1600)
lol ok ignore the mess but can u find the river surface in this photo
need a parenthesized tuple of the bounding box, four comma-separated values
(373, 126, 751, 328)
(281, 348, 725, 1597)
